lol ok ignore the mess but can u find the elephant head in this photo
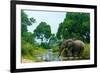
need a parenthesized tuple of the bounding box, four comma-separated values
(58, 39, 73, 57)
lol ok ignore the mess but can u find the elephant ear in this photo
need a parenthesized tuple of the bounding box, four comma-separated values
(67, 41, 73, 48)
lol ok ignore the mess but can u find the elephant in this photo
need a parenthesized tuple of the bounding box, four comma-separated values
(58, 39, 85, 59)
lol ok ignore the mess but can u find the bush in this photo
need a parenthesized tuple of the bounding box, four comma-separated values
(21, 39, 47, 62)
(82, 43, 90, 59)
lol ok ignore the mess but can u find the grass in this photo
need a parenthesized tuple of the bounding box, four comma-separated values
(82, 43, 90, 59)
(21, 40, 48, 63)
(22, 47, 48, 63)
(22, 55, 38, 62)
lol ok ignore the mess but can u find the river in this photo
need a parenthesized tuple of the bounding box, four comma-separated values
(36, 49, 62, 61)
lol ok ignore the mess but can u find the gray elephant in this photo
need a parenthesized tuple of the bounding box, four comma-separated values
(59, 39, 85, 59)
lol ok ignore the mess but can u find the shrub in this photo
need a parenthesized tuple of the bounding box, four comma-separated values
(82, 43, 90, 59)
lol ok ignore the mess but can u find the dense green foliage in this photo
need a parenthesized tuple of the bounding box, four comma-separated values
(82, 43, 90, 59)
(57, 12, 90, 43)
(34, 22, 51, 49)
(21, 10, 36, 36)
(34, 22, 51, 42)
(22, 32, 35, 44)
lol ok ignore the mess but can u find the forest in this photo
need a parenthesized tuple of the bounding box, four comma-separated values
(21, 10, 90, 63)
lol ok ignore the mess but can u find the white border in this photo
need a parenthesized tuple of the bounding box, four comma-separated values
(16, 4, 94, 69)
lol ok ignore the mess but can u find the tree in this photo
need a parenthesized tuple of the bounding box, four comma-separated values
(49, 34, 57, 46)
(56, 23, 62, 40)
(21, 10, 36, 36)
(22, 32, 35, 44)
(34, 22, 51, 43)
(21, 10, 36, 58)
(57, 12, 90, 42)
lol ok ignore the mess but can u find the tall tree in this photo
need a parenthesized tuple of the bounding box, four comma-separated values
(34, 22, 51, 43)
(57, 12, 90, 42)
(21, 10, 36, 36)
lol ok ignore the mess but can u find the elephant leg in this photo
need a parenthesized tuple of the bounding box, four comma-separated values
(67, 50, 72, 57)
(78, 48, 84, 59)
(67, 48, 73, 60)
(71, 48, 79, 60)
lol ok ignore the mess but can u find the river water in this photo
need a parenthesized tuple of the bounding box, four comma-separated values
(36, 49, 62, 61)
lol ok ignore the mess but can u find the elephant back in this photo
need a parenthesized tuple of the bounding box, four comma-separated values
(74, 40, 85, 48)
